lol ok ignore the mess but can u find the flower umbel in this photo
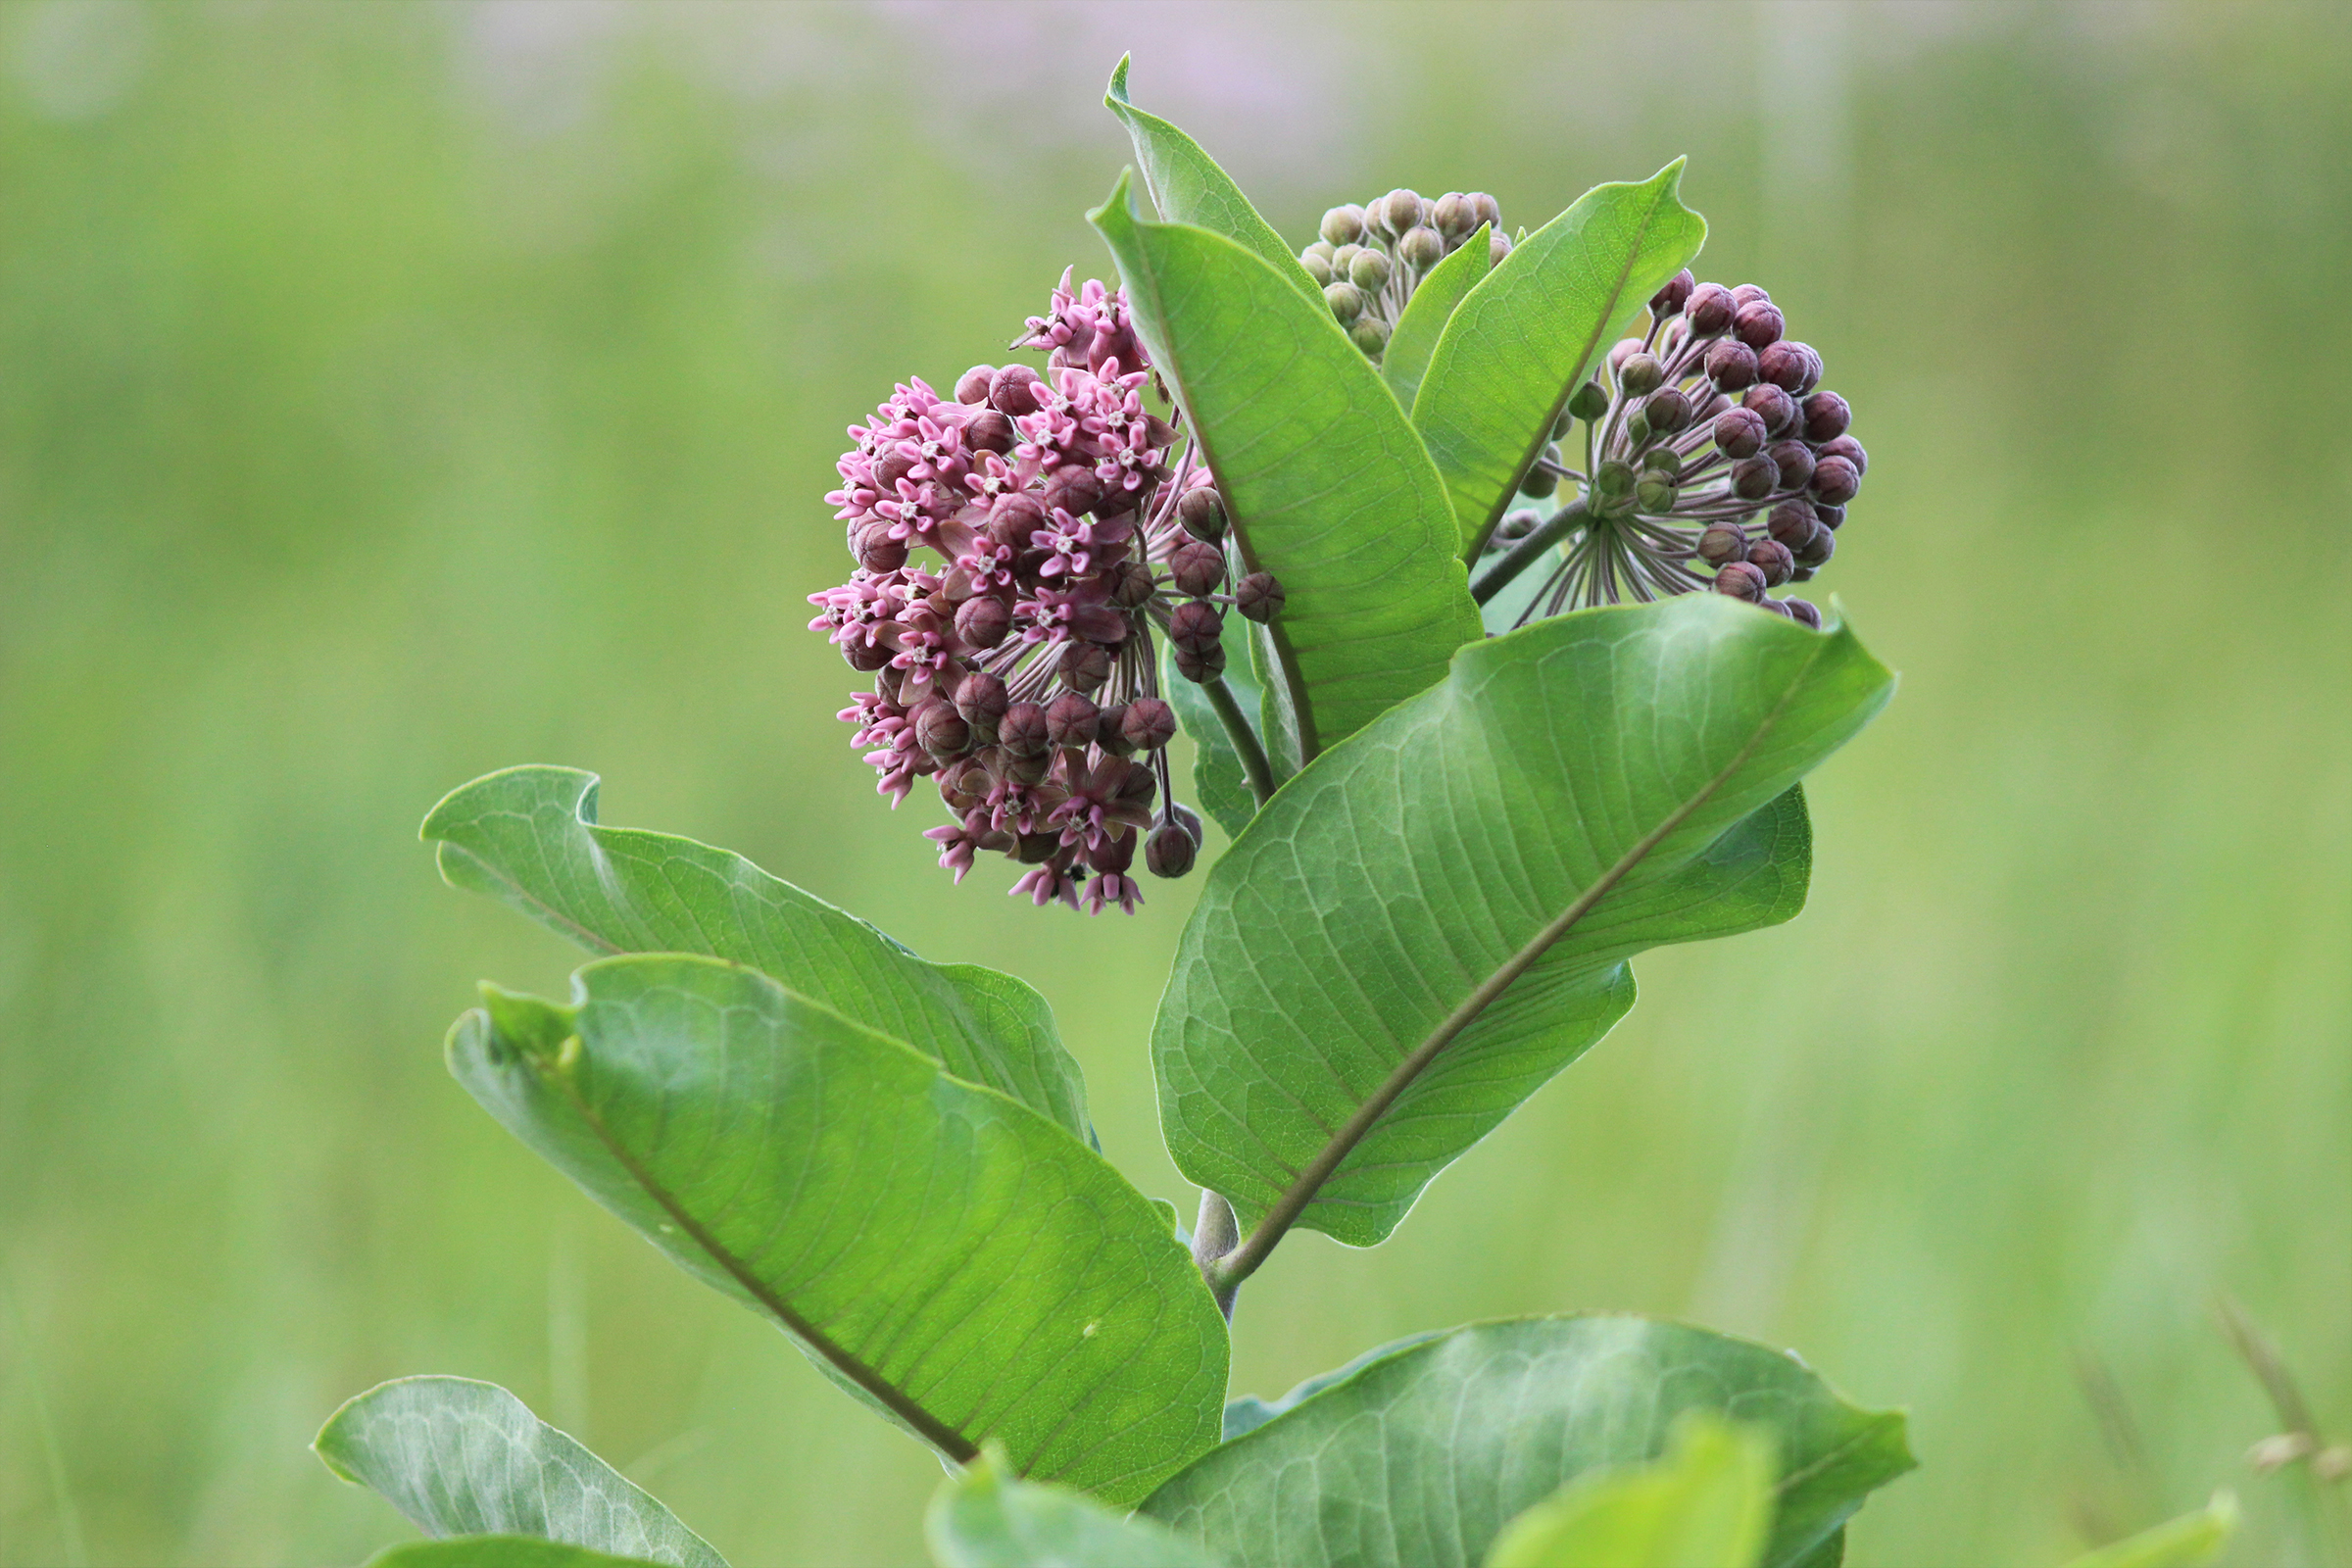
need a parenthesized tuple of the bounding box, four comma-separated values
(1298, 188, 1510, 360)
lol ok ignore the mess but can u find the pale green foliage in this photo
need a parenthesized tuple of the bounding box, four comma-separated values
(366, 1539, 676, 1568)
(2060, 1495, 2239, 1568)
(1484, 1414, 1775, 1568)
(1383, 224, 1494, 409)
(927, 1454, 1229, 1568)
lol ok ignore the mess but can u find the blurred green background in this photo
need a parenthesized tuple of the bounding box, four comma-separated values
(2, 3, 2345, 1563)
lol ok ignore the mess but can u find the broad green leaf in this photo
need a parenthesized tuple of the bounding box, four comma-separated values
(2061, 1495, 2238, 1568)
(451, 956, 1228, 1504)
(367, 1540, 672, 1568)
(927, 1453, 1229, 1568)
(1142, 1317, 1913, 1568)
(1161, 612, 1263, 842)
(421, 766, 1088, 1143)
(1091, 173, 1485, 763)
(1220, 1329, 1448, 1442)
(1156, 595, 1885, 1247)
(315, 1377, 724, 1568)
(1413, 163, 1706, 557)
(1486, 1414, 1774, 1568)
(1382, 226, 1493, 410)
(1102, 56, 1317, 302)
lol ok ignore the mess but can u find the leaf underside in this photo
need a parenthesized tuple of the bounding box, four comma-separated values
(927, 1455, 1230, 1568)
(1382, 222, 1493, 412)
(1485, 1413, 1775, 1568)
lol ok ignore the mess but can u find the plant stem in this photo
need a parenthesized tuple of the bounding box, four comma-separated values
(1472, 498, 1589, 606)
(1208, 652, 1820, 1297)
(1201, 673, 1278, 806)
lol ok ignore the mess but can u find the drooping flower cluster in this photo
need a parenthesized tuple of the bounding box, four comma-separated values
(1487, 270, 1868, 627)
(810, 271, 1282, 913)
(1298, 187, 1512, 361)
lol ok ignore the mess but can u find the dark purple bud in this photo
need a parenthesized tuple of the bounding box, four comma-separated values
(872, 448, 915, 492)
(989, 364, 1042, 416)
(1756, 340, 1812, 393)
(1235, 572, 1284, 622)
(1058, 641, 1112, 692)
(1813, 502, 1846, 531)
(1001, 701, 1049, 757)
(1495, 508, 1541, 543)
(1567, 379, 1610, 421)
(1784, 597, 1823, 630)
(1094, 703, 1134, 755)
(988, 491, 1047, 545)
(1169, 599, 1225, 654)
(1177, 485, 1227, 543)
(1816, 434, 1867, 475)
(1745, 538, 1795, 587)
(1809, 455, 1861, 506)
(1697, 525, 1748, 566)
(1088, 831, 1135, 875)
(843, 638, 892, 672)
(955, 595, 1011, 650)
(1123, 697, 1177, 752)
(913, 698, 971, 760)
(1734, 300, 1786, 349)
(1769, 440, 1816, 490)
(875, 664, 906, 705)
(1608, 337, 1646, 372)
(1171, 640, 1226, 682)
(1643, 387, 1691, 435)
(853, 520, 906, 572)
(1145, 820, 1198, 878)
(1650, 269, 1695, 317)
(1713, 561, 1768, 601)
(1731, 284, 1772, 307)
(1731, 456, 1779, 500)
(964, 410, 1015, 455)
(1741, 383, 1796, 436)
(1801, 391, 1851, 443)
(1794, 524, 1836, 567)
(1044, 691, 1100, 749)
(1767, 499, 1820, 550)
(1713, 407, 1768, 459)
(954, 670, 1008, 736)
(1705, 339, 1758, 391)
(1107, 559, 1156, 609)
(1432, 192, 1476, 239)
(1043, 466, 1105, 517)
(955, 365, 996, 405)
(1001, 746, 1050, 786)
(1687, 282, 1736, 335)
(1619, 353, 1665, 396)
(1170, 540, 1226, 598)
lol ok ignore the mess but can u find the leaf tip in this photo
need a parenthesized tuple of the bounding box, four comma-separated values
(1105, 51, 1133, 106)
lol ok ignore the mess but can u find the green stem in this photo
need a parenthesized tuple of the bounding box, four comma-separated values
(1201, 672, 1278, 806)
(1471, 498, 1589, 606)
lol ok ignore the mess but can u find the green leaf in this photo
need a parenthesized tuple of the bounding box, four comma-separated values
(1102, 56, 1316, 302)
(1157, 596, 1885, 1249)
(450, 956, 1227, 1504)
(1485, 1413, 1775, 1568)
(1412, 163, 1707, 557)
(420, 766, 1089, 1143)
(1090, 173, 1485, 764)
(2061, 1495, 2238, 1568)
(1382, 225, 1493, 411)
(366, 1540, 675, 1568)
(1142, 1317, 1914, 1568)
(314, 1377, 725, 1568)
(927, 1452, 1229, 1568)
(1161, 614, 1263, 842)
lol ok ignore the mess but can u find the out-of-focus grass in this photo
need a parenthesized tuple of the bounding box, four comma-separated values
(0, 5, 2344, 1565)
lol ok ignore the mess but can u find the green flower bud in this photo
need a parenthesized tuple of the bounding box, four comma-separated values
(1324, 280, 1365, 324)
(1625, 410, 1650, 446)
(1320, 204, 1367, 247)
(1398, 225, 1446, 270)
(1349, 247, 1393, 292)
(1642, 448, 1683, 475)
(1349, 316, 1391, 356)
(1566, 380, 1610, 421)
(1594, 459, 1638, 497)
(1495, 508, 1542, 543)
(1618, 353, 1665, 396)
(1305, 239, 1336, 263)
(1300, 250, 1334, 286)
(1517, 464, 1557, 500)
(1551, 407, 1575, 441)
(1376, 188, 1425, 236)
(1432, 192, 1475, 238)
(1177, 484, 1226, 543)
(1331, 242, 1366, 274)
(1636, 471, 1679, 512)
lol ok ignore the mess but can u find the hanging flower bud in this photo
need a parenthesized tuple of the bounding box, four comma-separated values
(1731, 284, 1772, 306)
(1636, 471, 1679, 512)
(1767, 499, 1820, 550)
(1300, 251, 1334, 286)
(1687, 282, 1736, 335)
(854, 520, 908, 572)
(1713, 407, 1768, 459)
(1810, 455, 1861, 505)
(1650, 269, 1695, 316)
(1756, 340, 1813, 393)
(954, 595, 1012, 650)
(1177, 485, 1227, 543)
(1107, 559, 1157, 609)
(1567, 380, 1611, 421)
(1697, 524, 1748, 566)
(989, 364, 1043, 416)
(1619, 353, 1664, 396)
(1376, 189, 1425, 236)
(1169, 540, 1226, 597)
(1801, 390, 1851, 443)
(1122, 697, 1177, 752)
(1733, 300, 1786, 348)
(1741, 383, 1797, 437)
(1043, 691, 1100, 749)
(1145, 819, 1198, 878)
(1768, 440, 1816, 490)
(964, 410, 1014, 454)
(1058, 641, 1113, 692)
(1043, 466, 1105, 517)
(1794, 524, 1836, 567)
(1784, 598, 1823, 630)
(1713, 561, 1768, 601)
(1816, 434, 1867, 474)
(1171, 640, 1225, 682)
(1517, 464, 1557, 499)
(954, 670, 1008, 738)
(956, 365, 996, 405)
(1745, 538, 1795, 587)
(1093, 702, 1134, 755)
(1000, 701, 1050, 759)
(1495, 508, 1542, 542)
(1235, 571, 1286, 623)
(1168, 600, 1224, 655)
(1705, 340, 1759, 391)
(1468, 192, 1502, 230)
(1489, 229, 1512, 267)
(1814, 502, 1846, 531)
(1642, 387, 1691, 435)
(1731, 456, 1779, 500)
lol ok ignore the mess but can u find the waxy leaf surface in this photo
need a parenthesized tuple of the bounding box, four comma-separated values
(451, 956, 1228, 1504)
(1485, 1414, 1774, 1568)
(422, 766, 1088, 1142)
(315, 1377, 724, 1568)
(1381, 225, 1492, 412)
(1155, 596, 1890, 1247)
(927, 1456, 1229, 1568)
(1413, 163, 1706, 556)
(1142, 1317, 1913, 1568)
(1092, 175, 1484, 762)
(368, 1540, 674, 1568)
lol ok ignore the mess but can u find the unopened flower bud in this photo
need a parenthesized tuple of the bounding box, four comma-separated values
(1643, 448, 1684, 475)
(1609, 337, 1644, 371)
(1043, 690, 1100, 749)
(1767, 499, 1820, 549)
(1784, 597, 1822, 630)
(1121, 696, 1177, 753)
(913, 698, 971, 760)
(1489, 229, 1512, 267)
(1169, 599, 1224, 655)
(1697, 524, 1747, 566)
(1145, 819, 1198, 878)
(1733, 300, 1786, 349)
(955, 595, 1012, 649)
(1794, 523, 1836, 567)
(1636, 471, 1679, 512)
(1092, 702, 1134, 755)
(1321, 204, 1367, 246)
(955, 365, 996, 405)
(1107, 559, 1157, 609)
(1468, 192, 1501, 230)
(1650, 269, 1695, 317)
(1432, 191, 1476, 239)
(1704, 339, 1758, 391)
(1687, 282, 1736, 335)
(1731, 456, 1779, 500)
(1000, 701, 1050, 758)
(964, 410, 1015, 455)
(1349, 247, 1393, 292)
(1332, 243, 1366, 273)
(1768, 440, 1816, 490)
(1618, 352, 1664, 396)
(1495, 508, 1541, 542)
(1801, 390, 1851, 443)
(1816, 434, 1867, 475)
(1745, 537, 1795, 587)
(1594, 458, 1638, 497)
(872, 448, 916, 492)
(844, 638, 892, 672)
(1813, 502, 1846, 531)
(989, 364, 1043, 416)
(1714, 407, 1769, 459)
(1714, 560, 1768, 601)
(1325, 280, 1365, 324)
(1171, 640, 1225, 682)
(1376, 188, 1425, 236)
(1741, 382, 1796, 436)
(1060, 641, 1112, 691)
(954, 670, 1008, 734)
(1235, 571, 1286, 623)
(1177, 485, 1227, 543)
(1731, 283, 1772, 307)
(1350, 317, 1392, 356)
(1643, 387, 1691, 434)
(1169, 539, 1226, 597)
(1300, 251, 1334, 286)
(1567, 380, 1611, 421)
(1399, 225, 1446, 270)
(1043, 466, 1106, 517)
(1809, 455, 1861, 505)
(1759, 340, 1819, 394)
(1517, 463, 1557, 499)
(854, 520, 907, 572)
(1305, 239, 1336, 264)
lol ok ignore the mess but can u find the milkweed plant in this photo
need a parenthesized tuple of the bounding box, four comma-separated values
(311, 60, 2243, 1568)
